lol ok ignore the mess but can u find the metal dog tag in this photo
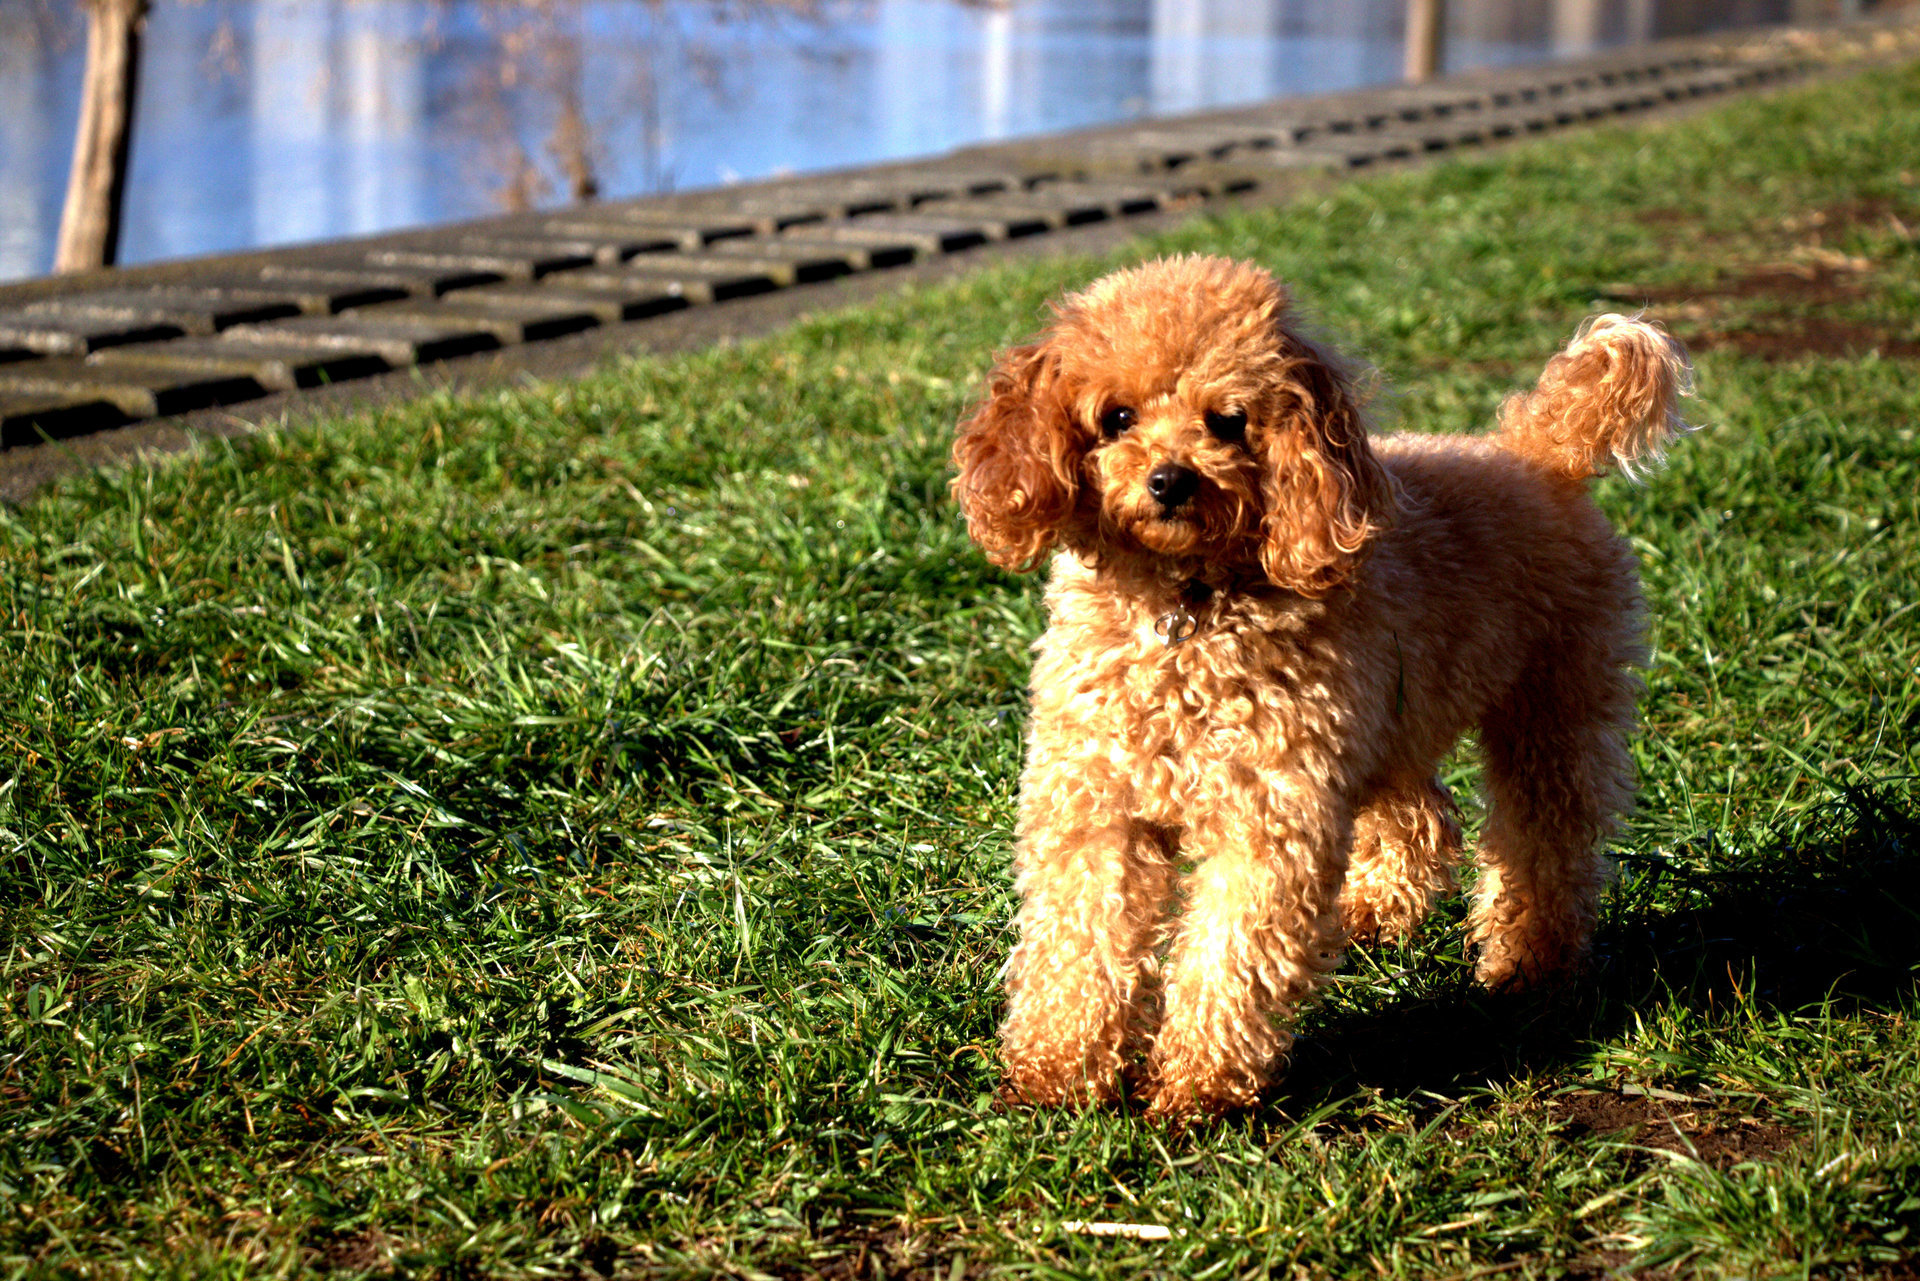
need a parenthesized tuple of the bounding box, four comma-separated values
(1155, 605, 1199, 647)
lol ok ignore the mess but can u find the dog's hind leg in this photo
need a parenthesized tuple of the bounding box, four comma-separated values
(1340, 774, 1462, 945)
(1470, 654, 1638, 990)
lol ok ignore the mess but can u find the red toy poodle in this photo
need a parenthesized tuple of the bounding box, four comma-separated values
(951, 255, 1692, 1115)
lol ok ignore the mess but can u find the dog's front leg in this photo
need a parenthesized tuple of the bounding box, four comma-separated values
(1146, 786, 1348, 1115)
(999, 743, 1173, 1107)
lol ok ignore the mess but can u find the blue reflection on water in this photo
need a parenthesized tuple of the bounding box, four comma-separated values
(0, 0, 1698, 282)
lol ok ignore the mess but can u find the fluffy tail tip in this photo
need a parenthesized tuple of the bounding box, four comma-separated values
(1497, 313, 1695, 482)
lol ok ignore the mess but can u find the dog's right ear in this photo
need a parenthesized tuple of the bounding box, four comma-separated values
(950, 340, 1080, 572)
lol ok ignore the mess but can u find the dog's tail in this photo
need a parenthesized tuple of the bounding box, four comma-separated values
(1494, 314, 1694, 483)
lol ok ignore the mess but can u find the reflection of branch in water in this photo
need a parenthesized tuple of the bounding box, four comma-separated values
(545, 27, 596, 201)
(462, 0, 587, 209)
(0, 0, 81, 65)
(455, 1, 593, 211)
(459, 0, 827, 213)
(200, 16, 243, 80)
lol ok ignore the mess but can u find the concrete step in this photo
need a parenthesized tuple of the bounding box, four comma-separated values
(218, 312, 502, 366)
(0, 286, 303, 337)
(259, 259, 505, 299)
(369, 294, 605, 344)
(88, 338, 392, 392)
(452, 280, 692, 324)
(537, 208, 765, 246)
(782, 215, 994, 256)
(562, 261, 780, 305)
(367, 242, 597, 281)
(0, 305, 185, 356)
(622, 241, 862, 287)
(1, 391, 127, 446)
(0, 356, 265, 418)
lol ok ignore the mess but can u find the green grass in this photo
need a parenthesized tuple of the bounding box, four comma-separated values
(5, 59, 1920, 1281)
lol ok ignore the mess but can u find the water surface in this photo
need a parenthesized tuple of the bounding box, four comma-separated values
(0, 0, 1798, 282)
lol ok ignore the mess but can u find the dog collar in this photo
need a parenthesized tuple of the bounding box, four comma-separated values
(1154, 579, 1216, 647)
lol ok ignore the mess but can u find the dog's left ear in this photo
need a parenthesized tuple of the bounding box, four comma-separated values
(1256, 336, 1394, 596)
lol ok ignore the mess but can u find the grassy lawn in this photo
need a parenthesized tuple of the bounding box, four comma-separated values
(5, 58, 1920, 1281)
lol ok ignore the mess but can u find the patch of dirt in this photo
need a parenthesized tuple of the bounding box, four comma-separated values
(1561, 1248, 1640, 1279)
(1548, 1089, 1797, 1169)
(316, 1228, 395, 1274)
(1605, 194, 1920, 365)
(1780, 196, 1919, 245)
(768, 1225, 958, 1281)
(1684, 321, 1920, 362)
(1633, 206, 1699, 228)
(574, 1236, 620, 1278)
(1600, 259, 1868, 308)
(1596, 248, 1920, 363)
(1632, 196, 1918, 246)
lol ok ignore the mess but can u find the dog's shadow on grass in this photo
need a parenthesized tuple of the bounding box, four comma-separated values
(1275, 785, 1920, 1110)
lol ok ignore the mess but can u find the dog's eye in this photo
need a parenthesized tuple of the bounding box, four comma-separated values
(1099, 406, 1136, 438)
(1206, 409, 1249, 444)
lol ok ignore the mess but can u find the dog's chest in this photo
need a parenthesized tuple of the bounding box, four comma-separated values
(1036, 590, 1327, 821)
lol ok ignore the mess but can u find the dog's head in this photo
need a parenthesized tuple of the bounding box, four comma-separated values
(951, 255, 1392, 595)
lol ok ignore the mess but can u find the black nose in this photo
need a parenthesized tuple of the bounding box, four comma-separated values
(1147, 462, 1200, 509)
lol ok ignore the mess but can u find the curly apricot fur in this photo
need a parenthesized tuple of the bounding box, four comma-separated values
(955, 255, 1694, 1115)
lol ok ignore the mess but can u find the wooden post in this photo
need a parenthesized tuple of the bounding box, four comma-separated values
(54, 0, 151, 274)
(1404, 0, 1444, 83)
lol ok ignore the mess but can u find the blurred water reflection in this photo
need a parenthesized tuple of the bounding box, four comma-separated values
(0, 0, 1815, 281)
